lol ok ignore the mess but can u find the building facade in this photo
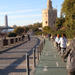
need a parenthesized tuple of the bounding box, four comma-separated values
(42, 0, 57, 29)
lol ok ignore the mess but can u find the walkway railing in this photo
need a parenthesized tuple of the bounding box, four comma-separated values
(0, 35, 28, 47)
(0, 35, 28, 52)
(25, 39, 45, 75)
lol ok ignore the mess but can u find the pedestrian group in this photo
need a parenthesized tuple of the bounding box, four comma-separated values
(50, 34, 75, 75)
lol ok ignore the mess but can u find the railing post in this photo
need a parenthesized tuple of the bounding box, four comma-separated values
(33, 48, 36, 68)
(39, 45, 41, 55)
(26, 53, 30, 75)
(36, 46, 39, 63)
(42, 42, 43, 49)
(44, 39, 45, 44)
(40, 42, 43, 54)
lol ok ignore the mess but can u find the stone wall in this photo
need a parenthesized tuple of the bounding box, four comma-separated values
(0, 39, 3, 48)
(0, 35, 28, 49)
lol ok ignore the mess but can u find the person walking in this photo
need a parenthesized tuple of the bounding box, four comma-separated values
(22, 35, 25, 41)
(48, 34, 51, 40)
(27, 34, 30, 41)
(55, 34, 60, 50)
(59, 34, 68, 56)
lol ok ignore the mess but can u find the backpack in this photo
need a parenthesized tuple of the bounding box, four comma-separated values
(66, 50, 75, 72)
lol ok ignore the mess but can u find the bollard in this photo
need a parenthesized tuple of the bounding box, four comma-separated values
(40, 43, 43, 52)
(41, 43, 43, 50)
(44, 39, 45, 44)
(39, 45, 42, 55)
(26, 53, 30, 75)
(36, 46, 40, 62)
(33, 48, 36, 68)
(42, 42, 43, 49)
(38, 45, 41, 59)
(43, 40, 44, 47)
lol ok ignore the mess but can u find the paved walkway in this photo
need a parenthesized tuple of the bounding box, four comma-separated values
(34, 39, 67, 75)
(0, 37, 40, 75)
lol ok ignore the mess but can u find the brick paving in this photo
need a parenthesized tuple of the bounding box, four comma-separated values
(0, 37, 40, 75)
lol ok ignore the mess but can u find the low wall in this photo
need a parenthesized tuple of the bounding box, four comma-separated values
(0, 35, 28, 48)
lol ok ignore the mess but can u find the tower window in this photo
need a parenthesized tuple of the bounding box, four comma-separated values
(54, 21, 55, 24)
(45, 21, 47, 24)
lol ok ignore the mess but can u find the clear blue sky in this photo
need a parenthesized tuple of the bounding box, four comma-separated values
(0, 0, 64, 26)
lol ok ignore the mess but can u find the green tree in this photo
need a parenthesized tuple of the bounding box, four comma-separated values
(8, 32, 17, 37)
(55, 17, 65, 30)
(26, 22, 42, 35)
(13, 25, 17, 28)
(14, 27, 25, 35)
(24, 26, 29, 33)
(43, 26, 52, 35)
(61, 0, 75, 30)
(33, 22, 42, 28)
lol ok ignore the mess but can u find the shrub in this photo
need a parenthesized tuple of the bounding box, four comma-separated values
(35, 31, 42, 35)
(53, 29, 75, 39)
(8, 32, 17, 37)
(14, 27, 25, 35)
(65, 29, 75, 39)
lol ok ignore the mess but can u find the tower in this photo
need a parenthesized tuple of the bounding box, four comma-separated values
(47, 0, 52, 10)
(42, 0, 57, 29)
(5, 15, 8, 28)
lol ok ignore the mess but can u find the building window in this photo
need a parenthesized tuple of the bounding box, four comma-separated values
(45, 21, 47, 24)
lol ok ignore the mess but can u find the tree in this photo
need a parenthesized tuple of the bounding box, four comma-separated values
(43, 26, 52, 35)
(33, 22, 42, 28)
(61, 0, 75, 30)
(26, 22, 42, 35)
(13, 25, 17, 28)
(14, 27, 25, 35)
(8, 32, 17, 37)
(24, 26, 29, 33)
(55, 17, 65, 30)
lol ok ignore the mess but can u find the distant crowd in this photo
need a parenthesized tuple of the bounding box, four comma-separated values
(47, 34, 75, 75)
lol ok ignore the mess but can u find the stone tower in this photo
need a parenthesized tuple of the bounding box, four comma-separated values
(42, 0, 57, 29)
(47, 0, 52, 9)
(5, 15, 8, 28)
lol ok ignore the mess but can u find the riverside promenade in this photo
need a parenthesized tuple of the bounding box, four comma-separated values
(34, 39, 67, 75)
(0, 37, 40, 75)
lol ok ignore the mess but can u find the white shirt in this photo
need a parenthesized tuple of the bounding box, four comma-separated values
(59, 37, 68, 48)
(55, 37, 60, 44)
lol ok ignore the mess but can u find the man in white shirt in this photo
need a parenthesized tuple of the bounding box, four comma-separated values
(59, 34, 68, 56)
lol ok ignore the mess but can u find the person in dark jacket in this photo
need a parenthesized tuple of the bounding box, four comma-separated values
(27, 34, 30, 41)
(48, 34, 51, 40)
(22, 35, 25, 41)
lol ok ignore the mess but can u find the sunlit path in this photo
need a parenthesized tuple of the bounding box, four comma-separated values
(0, 37, 40, 75)
(34, 39, 67, 75)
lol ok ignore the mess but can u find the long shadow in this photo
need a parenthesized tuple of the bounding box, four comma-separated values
(0, 37, 40, 75)
(5, 51, 27, 53)
(0, 40, 28, 54)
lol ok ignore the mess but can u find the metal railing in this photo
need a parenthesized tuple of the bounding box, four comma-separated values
(25, 39, 45, 75)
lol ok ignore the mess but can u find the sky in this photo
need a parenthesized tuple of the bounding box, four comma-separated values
(0, 0, 64, 26)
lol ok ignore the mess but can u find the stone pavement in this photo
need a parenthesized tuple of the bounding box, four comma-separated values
(0, 37, 40, 75)
(34, 39, 67, 75)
